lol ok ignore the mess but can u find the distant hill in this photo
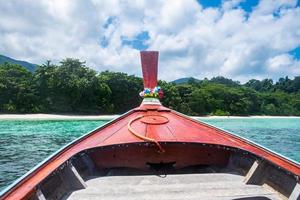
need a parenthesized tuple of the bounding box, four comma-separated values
(171, 77, 201, 84)
(0, 55, 36, 72)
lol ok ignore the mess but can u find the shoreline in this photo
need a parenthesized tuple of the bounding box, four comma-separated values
(0, 114, 299, 120)
(195, 115, 300, 119)
(0, 114, 120, 120)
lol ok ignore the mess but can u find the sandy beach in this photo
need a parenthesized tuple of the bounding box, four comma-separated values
(0, 114, 299, 120)
(0, 114, 120, 120)
(195, 115, 300, 119)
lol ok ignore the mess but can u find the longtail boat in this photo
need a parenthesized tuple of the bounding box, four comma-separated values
(1, 51, 299, 200)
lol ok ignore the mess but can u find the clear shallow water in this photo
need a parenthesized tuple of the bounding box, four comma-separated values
(199, 118, 300, 163)
(0, 118, 299, 192)
(0, 120, 106, 192)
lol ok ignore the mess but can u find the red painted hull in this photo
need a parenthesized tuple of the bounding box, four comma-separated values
(1, 103, 299, 200)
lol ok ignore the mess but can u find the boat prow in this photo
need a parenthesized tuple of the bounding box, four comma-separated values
(1, 51, 299, 200)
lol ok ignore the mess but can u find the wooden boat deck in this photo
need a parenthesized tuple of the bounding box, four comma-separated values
(66, 171, 281, 200)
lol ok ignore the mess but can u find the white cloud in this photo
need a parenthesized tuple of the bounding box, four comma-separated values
(0, 0, 299, 83)
(266, 54, 300, 75)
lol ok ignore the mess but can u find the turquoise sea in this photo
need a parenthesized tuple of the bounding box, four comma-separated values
(0, 118, 299, 192)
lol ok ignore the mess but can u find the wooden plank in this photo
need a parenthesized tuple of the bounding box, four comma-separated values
(244, 160, 265, 184)
(289, 183, 300, 200)
(35, 188, 46, 200)
(67, 173, 280, 200)
(62, 163, 87, 190)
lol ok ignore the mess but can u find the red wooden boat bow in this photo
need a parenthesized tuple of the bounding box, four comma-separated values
(0, 51, 299, 200)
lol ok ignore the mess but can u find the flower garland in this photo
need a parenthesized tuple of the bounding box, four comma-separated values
(139, 86, 164, 99)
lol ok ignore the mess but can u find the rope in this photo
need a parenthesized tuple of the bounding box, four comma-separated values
(128, 115, 165, 153)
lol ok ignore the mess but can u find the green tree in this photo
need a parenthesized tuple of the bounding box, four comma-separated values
(159, 81, 183, 111)
(34, 59, 112, 113)
(210, 76, 240, 87)
(99, 71, 143, 114)
(0, 63, 37, 113)
(188, 88, 212, 115)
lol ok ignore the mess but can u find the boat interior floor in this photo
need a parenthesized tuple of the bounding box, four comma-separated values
(65, 168, 282, 200)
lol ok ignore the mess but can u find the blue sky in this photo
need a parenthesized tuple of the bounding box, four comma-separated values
(290, 47, 300, 59)
(198, 0, 260, 12)
(0, 0, 299, 82)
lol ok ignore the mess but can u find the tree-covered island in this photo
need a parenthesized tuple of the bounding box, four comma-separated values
(0, 59, 300, 116)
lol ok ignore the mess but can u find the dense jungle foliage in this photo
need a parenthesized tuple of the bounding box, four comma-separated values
(1, 59, 300, 115)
